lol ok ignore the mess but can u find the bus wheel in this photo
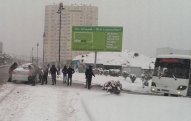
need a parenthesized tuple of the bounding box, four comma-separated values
(164, 93, 169, 96)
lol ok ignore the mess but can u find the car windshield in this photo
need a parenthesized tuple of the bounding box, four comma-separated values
(153, 58, 190, 79)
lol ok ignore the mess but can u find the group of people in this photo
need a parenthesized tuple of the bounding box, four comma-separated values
(27, 64, 76, 86)
(28, 64, 48, 86)
(46, 64, 95, 89)
(7, 62, 96, 90)
(50, 65, 75, 86)
(61, 65, 75, 86)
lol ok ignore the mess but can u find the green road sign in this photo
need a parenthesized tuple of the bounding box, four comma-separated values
(72, 26, 123, 52)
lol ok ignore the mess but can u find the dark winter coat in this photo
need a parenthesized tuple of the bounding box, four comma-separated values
(67, 67, 75, 78)
(9, 62, 18, 74)
(62, 67, 68, 76)
(50, 66, 58, 75)
(85, 68, 95, 80)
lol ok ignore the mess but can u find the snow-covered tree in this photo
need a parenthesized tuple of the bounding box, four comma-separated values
(103, 70, 109, 76)
(130, 74, 136, 83)
(122, 71, 129, 80)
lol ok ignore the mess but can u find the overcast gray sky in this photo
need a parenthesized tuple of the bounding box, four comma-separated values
(0, 0, 191, 58)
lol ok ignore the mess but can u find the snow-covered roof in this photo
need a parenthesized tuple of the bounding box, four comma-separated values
(157, 54, 191, 59)
(73, 51, 155, 69)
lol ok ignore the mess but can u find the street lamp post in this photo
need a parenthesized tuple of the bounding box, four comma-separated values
(43, 32, 45, 65)
(57, 3, 64, 68)
(37, 43, 39, 66)
(32, 48, 34, 63)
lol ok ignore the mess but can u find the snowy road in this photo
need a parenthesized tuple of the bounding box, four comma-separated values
(0, 82, 90, 121)
(1, 75, 191, 121)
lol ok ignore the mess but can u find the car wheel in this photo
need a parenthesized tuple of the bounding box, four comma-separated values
(164, 93, 169, 96)
(12, 80, 17, 83)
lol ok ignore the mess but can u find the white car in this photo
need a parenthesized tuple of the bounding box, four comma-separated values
(12, 63, 39, 83)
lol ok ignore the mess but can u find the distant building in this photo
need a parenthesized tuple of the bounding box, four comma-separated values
(0, 42, 3, 54)
(43, 3, 98, 66)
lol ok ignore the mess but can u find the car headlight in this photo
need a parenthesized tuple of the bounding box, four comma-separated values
(177, 91, 181, 95)
(177, 85, 187, 90)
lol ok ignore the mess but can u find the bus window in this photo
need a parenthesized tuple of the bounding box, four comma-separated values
(153, 58, 190, 79)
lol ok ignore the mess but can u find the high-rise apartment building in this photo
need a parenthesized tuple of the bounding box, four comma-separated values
(43, 4, 98, 65)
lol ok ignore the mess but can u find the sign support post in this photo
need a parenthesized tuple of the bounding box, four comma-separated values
(94, 51, 97, 68)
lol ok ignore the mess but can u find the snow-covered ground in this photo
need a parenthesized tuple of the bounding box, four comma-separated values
(51, 73, 191, 121)
(64, 72, 151, 93)
(0, 83, 84, 121)
(0, 73, 191, 121)
(73, 51, 155, 69)
(81, 91, 191, 121)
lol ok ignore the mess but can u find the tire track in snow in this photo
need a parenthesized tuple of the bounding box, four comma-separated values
(0, 84, 17, 104)
(81, 98, 95, 121)
(0, 85, 32, 121)
(57, 90, 79, 121)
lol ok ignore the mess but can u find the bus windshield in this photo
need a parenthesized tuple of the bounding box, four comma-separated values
(153, 58, 190, 79)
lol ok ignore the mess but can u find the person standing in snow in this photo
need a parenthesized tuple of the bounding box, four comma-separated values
(67, 65, 75, 86)
(38, 68, 43, 83)
(84, 66, 88, 88)
(28, 65, 37, 86)
(50, 65, 58, 85)
(85, 65, 95, 89)
(41, 65, 48, 85)
(7, 62, 18, 82)
(141, 73, 146, 88)
(62, 65, 68, 84)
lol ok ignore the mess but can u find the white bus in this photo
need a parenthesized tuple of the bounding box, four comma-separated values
(151, 54, 191, 96)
